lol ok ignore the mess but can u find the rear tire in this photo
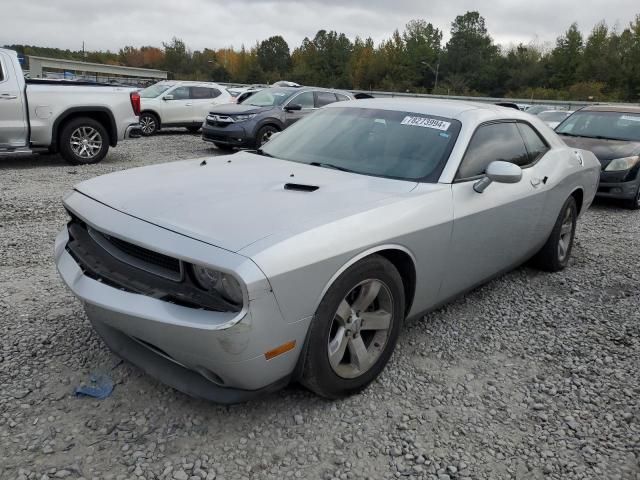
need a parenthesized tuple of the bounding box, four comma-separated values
(139, 112, 159, 136)
(213, 142, 234, 151)
(59, 117, 109, 165)
(301, 255, 405, 399)
(531, 196, 577, 272)
(623, 185, 640, 210)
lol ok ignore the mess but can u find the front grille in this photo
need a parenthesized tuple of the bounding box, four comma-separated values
(65, 215, 239, 312)
(104, 233, 180, 274)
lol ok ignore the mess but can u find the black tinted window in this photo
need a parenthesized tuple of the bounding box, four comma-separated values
(316, 92, 338, 107)
(457, 123, 530, 179)
(517, 123, 549, 163)
(0, 61, 4, 82)
(171, 86, 190, 100)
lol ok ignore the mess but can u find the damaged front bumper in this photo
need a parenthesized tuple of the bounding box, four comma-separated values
(54, 191, 312, 403)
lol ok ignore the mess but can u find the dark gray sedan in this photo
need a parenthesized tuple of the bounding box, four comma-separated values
(202, 87, 353, 150)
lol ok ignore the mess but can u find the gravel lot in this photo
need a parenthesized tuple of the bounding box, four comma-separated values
(1, 131, 639, 480)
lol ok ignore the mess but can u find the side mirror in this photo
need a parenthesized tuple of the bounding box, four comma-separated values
(163, 94, 174, 101)
(285, 104, 302, 111)
(473, 161, 522, 193)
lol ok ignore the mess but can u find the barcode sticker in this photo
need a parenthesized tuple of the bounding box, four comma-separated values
(400, 116, 451, 130)
(620, 115, 640, 122)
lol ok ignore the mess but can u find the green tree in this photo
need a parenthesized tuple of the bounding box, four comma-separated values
(256, 35, 290, 80)
(547, 23, 584, 88)
(441, 11, 501, 95)
(162, 37, 189, 78)
(402, 19, 442, 90)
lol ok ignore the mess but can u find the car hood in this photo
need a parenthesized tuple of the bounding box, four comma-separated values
(208, 104, 274, 115)
(559, 135, 640, 168)
(74, 152, 418, 253)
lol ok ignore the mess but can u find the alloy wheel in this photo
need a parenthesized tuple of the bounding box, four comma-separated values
(557, 207, 573, 262)
(70, 127, 103, 159)
(140, 116, 156, 134)
(260, 129, 275, 146)
(327, 279, 394, 379)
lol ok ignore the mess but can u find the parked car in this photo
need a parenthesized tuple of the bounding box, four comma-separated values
(202, 87, 353, 149)
(228, 86, 263, 104)
(556, 105, 640, 209)
(525, 105, 565, 116)
(539, 110, 574, 129)
(0, 48, 141, 165)
(271, 80, 301, 87)
(55, 99, 600, 403)
(139, 81, 232, 135)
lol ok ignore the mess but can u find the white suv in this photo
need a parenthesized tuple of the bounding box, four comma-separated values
(139, 81, 232, 135)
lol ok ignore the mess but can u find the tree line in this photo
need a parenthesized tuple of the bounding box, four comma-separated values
(6, 10, 640, 101)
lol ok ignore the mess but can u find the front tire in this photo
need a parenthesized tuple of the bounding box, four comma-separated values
(59, 117, 109, 165)
(301, 255, 405, 399)
(532, 196, 577, 272)
(255, 125, 279, 148)
(139, 112, 159, 136)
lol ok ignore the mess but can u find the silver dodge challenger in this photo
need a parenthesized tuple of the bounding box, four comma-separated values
(55, 99, 600, 403)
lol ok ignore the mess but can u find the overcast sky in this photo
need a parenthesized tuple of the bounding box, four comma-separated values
(2, 0, 639, 53)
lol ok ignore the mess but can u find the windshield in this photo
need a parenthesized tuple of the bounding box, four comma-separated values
(140, 83, 174, 98)
(241, 88, 294, 107)
(539, 111, 569, 122)
(261, 107, 461, 182)
(556, 111, 640, 141)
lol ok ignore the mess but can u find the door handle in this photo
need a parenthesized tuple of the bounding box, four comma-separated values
(0, 93, 18, 100)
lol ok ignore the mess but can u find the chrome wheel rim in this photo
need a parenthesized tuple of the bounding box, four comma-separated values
(558, 208, 573, 262)
(327, 279, 393, 379)
(70, 127, 102, 159)
(140, 116, 156, 134)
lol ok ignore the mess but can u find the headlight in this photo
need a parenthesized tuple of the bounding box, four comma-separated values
(192, 265, 244, 306)
(232, 114, 256, 122)
(604, 156, 640, 171)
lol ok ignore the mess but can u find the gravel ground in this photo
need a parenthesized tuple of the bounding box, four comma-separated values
(1, 131, 639, 480)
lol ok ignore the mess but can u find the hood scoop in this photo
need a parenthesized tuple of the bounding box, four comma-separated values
(284, 183, 319, 192)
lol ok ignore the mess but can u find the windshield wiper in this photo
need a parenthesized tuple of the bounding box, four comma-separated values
(309, 162, 355, 173)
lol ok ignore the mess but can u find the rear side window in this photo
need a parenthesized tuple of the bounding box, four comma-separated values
(517, 123, 549, 163)
(316, 92, 338, 107)
(191, 87, 213, 99)
(457, 122, 530, 179)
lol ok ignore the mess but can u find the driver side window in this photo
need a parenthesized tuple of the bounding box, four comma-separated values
(170, 86, 190, 100)
(456, 122, 530, 180)
(290, 91, 314, 109)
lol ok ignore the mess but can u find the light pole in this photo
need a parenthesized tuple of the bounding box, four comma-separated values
(421, 56, 440, 93)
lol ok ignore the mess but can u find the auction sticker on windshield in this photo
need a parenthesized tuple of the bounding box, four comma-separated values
(401, 116, 451, 131)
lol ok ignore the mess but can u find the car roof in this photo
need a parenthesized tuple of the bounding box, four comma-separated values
(581, 104, 640, 114)
(328, 97, 535, 121)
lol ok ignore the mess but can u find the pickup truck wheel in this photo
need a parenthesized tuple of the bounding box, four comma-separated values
(59, 117, 109, 165)
(139, 113, 159, 136)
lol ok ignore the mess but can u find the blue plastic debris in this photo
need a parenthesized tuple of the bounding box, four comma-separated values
(74, 373, 113, 399)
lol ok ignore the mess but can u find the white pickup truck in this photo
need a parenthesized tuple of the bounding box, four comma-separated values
(0, 48, 141, 165)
